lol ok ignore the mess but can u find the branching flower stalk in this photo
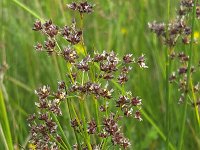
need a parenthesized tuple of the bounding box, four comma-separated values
(28, 1, 148, 150)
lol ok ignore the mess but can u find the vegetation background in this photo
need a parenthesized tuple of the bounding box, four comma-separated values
(0, 0, 199, 149)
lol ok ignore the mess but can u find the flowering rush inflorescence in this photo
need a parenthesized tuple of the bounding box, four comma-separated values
(148, 0, 200, 105)
(28, 1, 148, 149)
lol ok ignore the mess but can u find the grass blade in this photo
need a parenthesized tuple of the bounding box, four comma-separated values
(0, 89, 14, 150)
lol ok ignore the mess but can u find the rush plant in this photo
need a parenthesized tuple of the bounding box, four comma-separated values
(149, 0, 200, 149)
(27, 1, 147, 149)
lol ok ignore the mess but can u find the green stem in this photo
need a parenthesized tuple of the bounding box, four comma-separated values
(166, 48, 171, 150)
(80, 14, 87, 56)
(12, 0, 44, 22)
(79, 99, 92, 150)
(0, 90, 14, 150)
(66, 99, 81, 149)
(142, 110, 175, 150)
(52, 114, 71, 150)
(94, 97, 100, 133)
(49, 134, 67, 150)
(179, 1, 197, 150)
(166, 0, 171, 149)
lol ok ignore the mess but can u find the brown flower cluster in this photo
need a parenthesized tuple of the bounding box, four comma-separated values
(67, 1, 94, 14)
(149, 0, 200, 105)
(148, 0, 200, 47)
(99, 113, 131, 149)
(28, 82, 67, 149)
(33, 19, 82, 55)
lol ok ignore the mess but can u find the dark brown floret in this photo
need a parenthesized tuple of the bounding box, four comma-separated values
(103, 73, 114, 80)
(178, 67, 187, 75)
(116, 96, 128, 107)
(67, 1, 94, 14)
(44, 40, 56, 51)
(87, 120, 97, 134)
(76, 55, 91, 71)
(38, 113, 48, 121)
(43, 20, 59, 38)
(178, 52, 189, 62)
(62, 21, 82, 45)
(63, 47, 79, 63)
(58, 81, 66, 90)
(93, 51, 107, 62)
(137, 54, 148, 68)
(134, 110, 142, 121)
(123, 54, 134, 63)
(131, 97, 142, 106)
(33, 20, 42, 31)
(121, 66, 132, 74)
(117, 74, 128, 85)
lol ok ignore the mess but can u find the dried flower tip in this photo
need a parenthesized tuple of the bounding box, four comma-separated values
(196, 6, 200, 19)
(137, 54, 148, 68)
(169, 72, 176, 83)
(134, 110, 142, 121)
(178, 93, 185, 104)
(193, 82, 200, 92)
(182, 36, 190, 44)
(131, 97, 142, 106)
(123, 54, 134, 63)
(35, 85, 50, 99)
(34, 43, 43, 51)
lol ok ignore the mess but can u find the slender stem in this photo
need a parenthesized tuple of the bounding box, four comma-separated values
(80, 98, 92, 150)
(80, 14, 87, 56)
(166, 48, 171, 150)
(179, 1, 197, 150)
(166, 0, 171, 149)
(94, 96, 100, 133)
(66, 99, 81, 149)
(52, 113, 71, 150)
(49, 134, 67, 150)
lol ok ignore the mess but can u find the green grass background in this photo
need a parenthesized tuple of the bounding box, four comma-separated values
(0, 0, 200, 149)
